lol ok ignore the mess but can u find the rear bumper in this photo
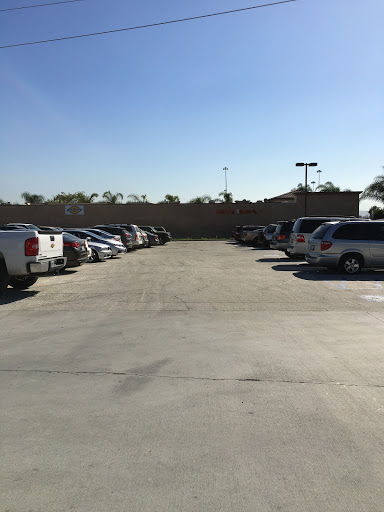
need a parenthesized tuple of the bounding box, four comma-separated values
(28, 257, 67, 274)
(305, 252, 339, 267)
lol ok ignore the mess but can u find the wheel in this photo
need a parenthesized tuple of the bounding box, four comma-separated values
(0, 260, 9, 294)
(88, 249, 99, 263)
(338, 254, 363, 275)
(284, 250, 295, 259)
(8, 276, 38, 290)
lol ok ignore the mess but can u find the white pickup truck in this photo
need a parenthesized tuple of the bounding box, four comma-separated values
(0, 227, 67, 293)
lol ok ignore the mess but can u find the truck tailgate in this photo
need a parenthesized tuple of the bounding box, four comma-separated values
(38, 232, 64, 259)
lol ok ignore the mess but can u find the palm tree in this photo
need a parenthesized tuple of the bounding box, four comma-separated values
(218, 191, 233, 203)
(127, 194, 149, 203)
(158, 194, 180, 204)
(369, 205, 384, 219)
(102, 191, 124, 204)
(316, 181, 341, 192)
(291, 183, 312, 193)
(21, 191, 45, 204)
(188, 195, 212, 204)
(51, 191, 99, 203)
(361, 172, 384, 204)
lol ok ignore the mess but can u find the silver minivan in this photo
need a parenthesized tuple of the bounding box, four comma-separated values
(288, 216, 355, 257)
(306, 221, 384, 274)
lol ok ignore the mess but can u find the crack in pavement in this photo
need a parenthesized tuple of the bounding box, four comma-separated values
(0, 368, 383, 389)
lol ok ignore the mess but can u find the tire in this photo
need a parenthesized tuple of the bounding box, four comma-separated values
(88, 249, 99, 263)
(338, 254, 363, 275)
(284, 250, 295, 259)
(8, 276, 38, 290)
(0, 260, 9, 294)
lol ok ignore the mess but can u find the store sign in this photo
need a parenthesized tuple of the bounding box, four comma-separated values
(65, 205, 84, 215)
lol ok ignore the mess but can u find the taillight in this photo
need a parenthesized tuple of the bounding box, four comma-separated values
(64, 241, 81, 248)
(114, 236, 119, 241)
(321, 241, 332, 251)
(135, 233, 138, 241)
(25, 237, 39, 256)
(277, 234, 286, 241)
(296, 234, 305, 243)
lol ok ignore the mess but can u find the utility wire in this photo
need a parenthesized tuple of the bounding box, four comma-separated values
(0, 0, 84, 12)
(0, 0, 296, 49)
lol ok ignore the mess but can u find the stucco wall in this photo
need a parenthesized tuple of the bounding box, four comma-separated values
(0, 193, 360, 237)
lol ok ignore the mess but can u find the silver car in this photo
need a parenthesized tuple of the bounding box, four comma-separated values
(288, 216, 356, 257)
(306, 220, 383, 274)
(87, 241, 113, 262)
(65, 229, 126, 256)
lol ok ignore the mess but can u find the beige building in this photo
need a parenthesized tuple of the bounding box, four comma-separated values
(0, 192, 361, 238)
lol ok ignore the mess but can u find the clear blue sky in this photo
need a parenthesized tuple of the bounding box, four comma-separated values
(1, 0, 383, 210)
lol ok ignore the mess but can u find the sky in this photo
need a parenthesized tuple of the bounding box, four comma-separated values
(0, 0, 383, 211)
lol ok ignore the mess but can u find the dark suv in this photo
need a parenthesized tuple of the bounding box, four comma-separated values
(269, 220, 295, 256)
(139, 226, 170, 245)
(93, 225, 133, 250)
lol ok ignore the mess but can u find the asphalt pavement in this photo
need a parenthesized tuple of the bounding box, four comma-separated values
(1, 241, 384, 511)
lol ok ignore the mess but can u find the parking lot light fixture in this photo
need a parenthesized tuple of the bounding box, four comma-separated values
(295, 162, 318, 216)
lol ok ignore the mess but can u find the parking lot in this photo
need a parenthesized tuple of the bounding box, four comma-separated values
(1, 241, 384, 511)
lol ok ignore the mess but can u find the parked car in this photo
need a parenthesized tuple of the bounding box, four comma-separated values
(63, 233, 89, 268)
(92, 225, 133, 251)
(154, 226, 172, 240)
(139, 226, 170, 245)
(262, 224, 277, 247)
(0, 228, 66, 292)
(138, 229, 149, 247)
(288, 216, 356, 258)
(84, 228, 121, 242)
(269, 220, 295, 256)
(64, 229, 126, 256)
(143, 230, 160, 247)
(87, 241, 113, 262)
(306, 220, 384, 274)
(109, 224, 144, 248)
(240, 226, 259, 244)
(232, 226, 242, 240)
(237, 225, 257, 243)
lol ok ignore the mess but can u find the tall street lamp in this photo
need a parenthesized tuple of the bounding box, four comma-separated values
(223, 167, 228, 194)
(317, 169, 322, 187)
(296, 162, 317, 216)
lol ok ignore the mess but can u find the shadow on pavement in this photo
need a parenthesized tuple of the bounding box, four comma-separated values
(271, 264, 384, 283)
(0, 289, 39, 305)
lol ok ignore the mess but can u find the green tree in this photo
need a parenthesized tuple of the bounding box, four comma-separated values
(188, 195, 212, 204)
(102, 191, 124, 204)
(361, 172, 384, 204)
(291, 183, 312, 193)
(51, 191, 99, 203)
(127, 194, 149, 203)
(369, 205, 384, 220)
(21, 191, 46, 204)
(158, 194, 180, 204)
(0, 198, 6, 205)
(218, 191, 233, 203)
(316, 181, 341, 192)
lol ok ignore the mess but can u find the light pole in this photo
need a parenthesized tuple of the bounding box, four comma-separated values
(317, 169, 322, 187)
(296, 162, 317, 216)
(311, 181, 316, 192)
(223, 167, 228, 194)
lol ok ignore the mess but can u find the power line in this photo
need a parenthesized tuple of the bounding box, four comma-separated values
(0, 0, 296, 49)
(0, 0, 84, 12)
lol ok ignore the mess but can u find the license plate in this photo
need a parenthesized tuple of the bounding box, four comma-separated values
(310, 245, 315, 251)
